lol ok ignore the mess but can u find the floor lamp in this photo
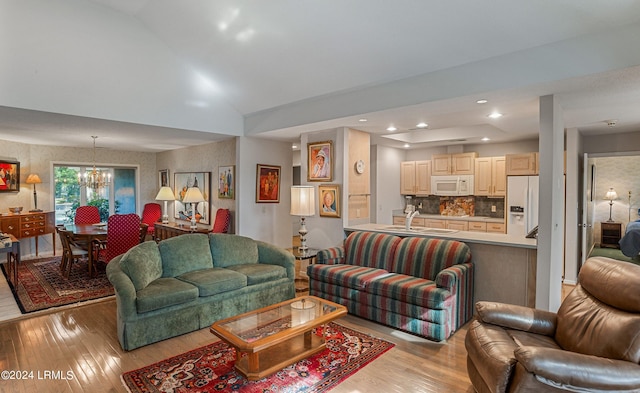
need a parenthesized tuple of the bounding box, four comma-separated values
(605, 187, 618, 222)
(26, 174, 43, 212)
(291, 186, 315, 251)
(155, 186, 175, 224)
(183, 187, 205, 230)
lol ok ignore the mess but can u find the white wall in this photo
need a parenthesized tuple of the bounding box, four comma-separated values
(236, 137, 293, 249)
(372, 145, 405, 224)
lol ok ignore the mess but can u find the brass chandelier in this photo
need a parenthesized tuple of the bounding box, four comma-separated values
(78, 136, 111, 190)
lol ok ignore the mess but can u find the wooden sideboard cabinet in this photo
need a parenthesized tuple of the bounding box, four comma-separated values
(0, 211, 55, 256)
(154, 222, 210, 241)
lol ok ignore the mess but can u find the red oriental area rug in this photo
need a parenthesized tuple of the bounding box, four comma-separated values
(1, 256, 114, 313)
(122, 322, 394, 393)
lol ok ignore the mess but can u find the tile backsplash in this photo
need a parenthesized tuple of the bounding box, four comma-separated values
(407, 196, 504, 218)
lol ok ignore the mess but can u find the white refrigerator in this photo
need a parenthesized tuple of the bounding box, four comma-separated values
(507, 176, 539, 237)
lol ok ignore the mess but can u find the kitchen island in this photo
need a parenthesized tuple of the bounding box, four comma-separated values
(344, 223, 537, 308)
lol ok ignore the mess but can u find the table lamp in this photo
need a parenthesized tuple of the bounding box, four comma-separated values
(290, 186, 315, 251)
(182, 187, 205, 230)
(26, 174, 43, 212)
(605, 187, 618, 222)
(155, 186, 175, 224)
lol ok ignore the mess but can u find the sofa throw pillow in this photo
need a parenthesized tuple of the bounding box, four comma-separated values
(209, 233, 259, 268)
(159, 234, 214, 277)
(119, 241, 163, 291)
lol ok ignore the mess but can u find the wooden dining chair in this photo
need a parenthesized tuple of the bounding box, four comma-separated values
(74, 205, 101, 225)
(57, 227, 89, 278)
(139, 223, 149, 244)
(93, 213, 142, 265)
(140, 203, 161, 239)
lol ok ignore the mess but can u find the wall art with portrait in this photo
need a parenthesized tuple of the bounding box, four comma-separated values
(158, 169, 169, 187)
(319, 184, 340, 218)
(174, 172, 211, 224)
(256, 164, 281, 203)
(307, 141, 333, 182)
(218, 165, 235, 199)
(0, 160, 19, 192)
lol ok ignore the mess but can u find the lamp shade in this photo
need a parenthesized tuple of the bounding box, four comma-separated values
(155, 186, 175, 201)
(183, 187, 205, 203)
(291, 186, 315, 216)
(605, 188, 618, 201)
(26, 174, 42, 184)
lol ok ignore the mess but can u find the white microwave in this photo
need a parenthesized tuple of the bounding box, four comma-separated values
(431, 175, 474, 196)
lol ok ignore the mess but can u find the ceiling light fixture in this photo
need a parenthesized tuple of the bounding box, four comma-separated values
(476, 99, 488, 104)
(487, 112, 503, 119)
(78, 136, 111, 191)
(481, 137, 490, 142)
(404, 143, 410, 148)
(292, 144, 298, 149)
(416, 122, 428, 128)
(386, 126, 397, 132)
(359, 118, 367, 122)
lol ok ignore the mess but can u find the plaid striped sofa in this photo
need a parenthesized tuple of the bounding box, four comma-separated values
(308, 231, 474, 341)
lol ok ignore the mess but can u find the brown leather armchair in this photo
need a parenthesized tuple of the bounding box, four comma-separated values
(465, 256, 640, 393)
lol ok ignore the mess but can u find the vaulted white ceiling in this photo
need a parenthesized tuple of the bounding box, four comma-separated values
(2, 0, 640, 152)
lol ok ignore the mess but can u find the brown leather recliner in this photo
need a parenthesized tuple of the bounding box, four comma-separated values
(465, 256, 640, 393)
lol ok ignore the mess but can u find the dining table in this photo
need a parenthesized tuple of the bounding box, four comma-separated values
(64, 223, 107, 276)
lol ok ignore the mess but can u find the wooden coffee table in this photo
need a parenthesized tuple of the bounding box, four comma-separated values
(210, 296, 347, 381)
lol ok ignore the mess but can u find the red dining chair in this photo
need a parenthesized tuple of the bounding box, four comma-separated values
(75, 205, 101, 224)
(93, 213, 142, 266)
(141, 203, 162, 239)
(211, 208, 231, 233)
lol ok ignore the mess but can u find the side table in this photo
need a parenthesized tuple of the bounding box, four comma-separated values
(601, 222, 622, 249)
(288, 248, 318, 293)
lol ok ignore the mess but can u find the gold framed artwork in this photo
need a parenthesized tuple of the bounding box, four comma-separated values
(307, 141, 333, 182)
(218, 165, 235, 199)
(256, 164, 281, 203)
(319, 184, 340, 218)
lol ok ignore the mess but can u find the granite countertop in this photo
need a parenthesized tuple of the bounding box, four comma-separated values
(345, 223, 536, 249)
(394, 213, 504, 223)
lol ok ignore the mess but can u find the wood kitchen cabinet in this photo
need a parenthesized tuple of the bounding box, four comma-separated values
(424, 219, 446, 229)
(446, 220, 469, 231)
(0, 211, 55, 256)
(474, 156, 506, 196)
(505, 153, 538, 176)
(468, 221, 487, 232)
(486, 222, 506, 233)
(431, 152, 477, 175)
(400, 160, 431, 195)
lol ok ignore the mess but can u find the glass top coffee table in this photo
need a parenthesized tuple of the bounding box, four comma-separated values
(210, 295, 347, 381)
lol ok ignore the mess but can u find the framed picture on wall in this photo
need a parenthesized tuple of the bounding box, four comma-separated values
(158, 169, 169, 188)
(0, 160, 20, 192)
(174, 172, 211, 224)
(307, 141, 333, 182)
(218, 165, 235, 199)
(256, 164, 281, 203)
(319, 184, 340, 218)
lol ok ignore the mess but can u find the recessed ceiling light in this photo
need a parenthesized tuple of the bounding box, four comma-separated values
(292, 144, 298, 149)
(481, 137, 490, 142)
(404, 143, 410, 148)
(416, 122, 428, 128)
(487, 112, 503, 119)
(358, 118, 367, 122)
(476, 99, 488, 104)
(386, 126, 397, 132)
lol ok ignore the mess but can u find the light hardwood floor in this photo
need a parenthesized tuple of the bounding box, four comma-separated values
(0, 297, 475, 393)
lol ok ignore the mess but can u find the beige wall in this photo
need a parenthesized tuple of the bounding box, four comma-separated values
(156, 138, 237, 232)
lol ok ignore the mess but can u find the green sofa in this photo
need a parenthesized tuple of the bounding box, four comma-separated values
(106, 233, 295, 351)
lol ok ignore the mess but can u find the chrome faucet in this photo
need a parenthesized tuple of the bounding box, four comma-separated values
(405, 210, 420, 231)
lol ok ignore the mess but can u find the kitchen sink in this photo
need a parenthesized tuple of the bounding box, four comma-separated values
(380, 226, 458, 234)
